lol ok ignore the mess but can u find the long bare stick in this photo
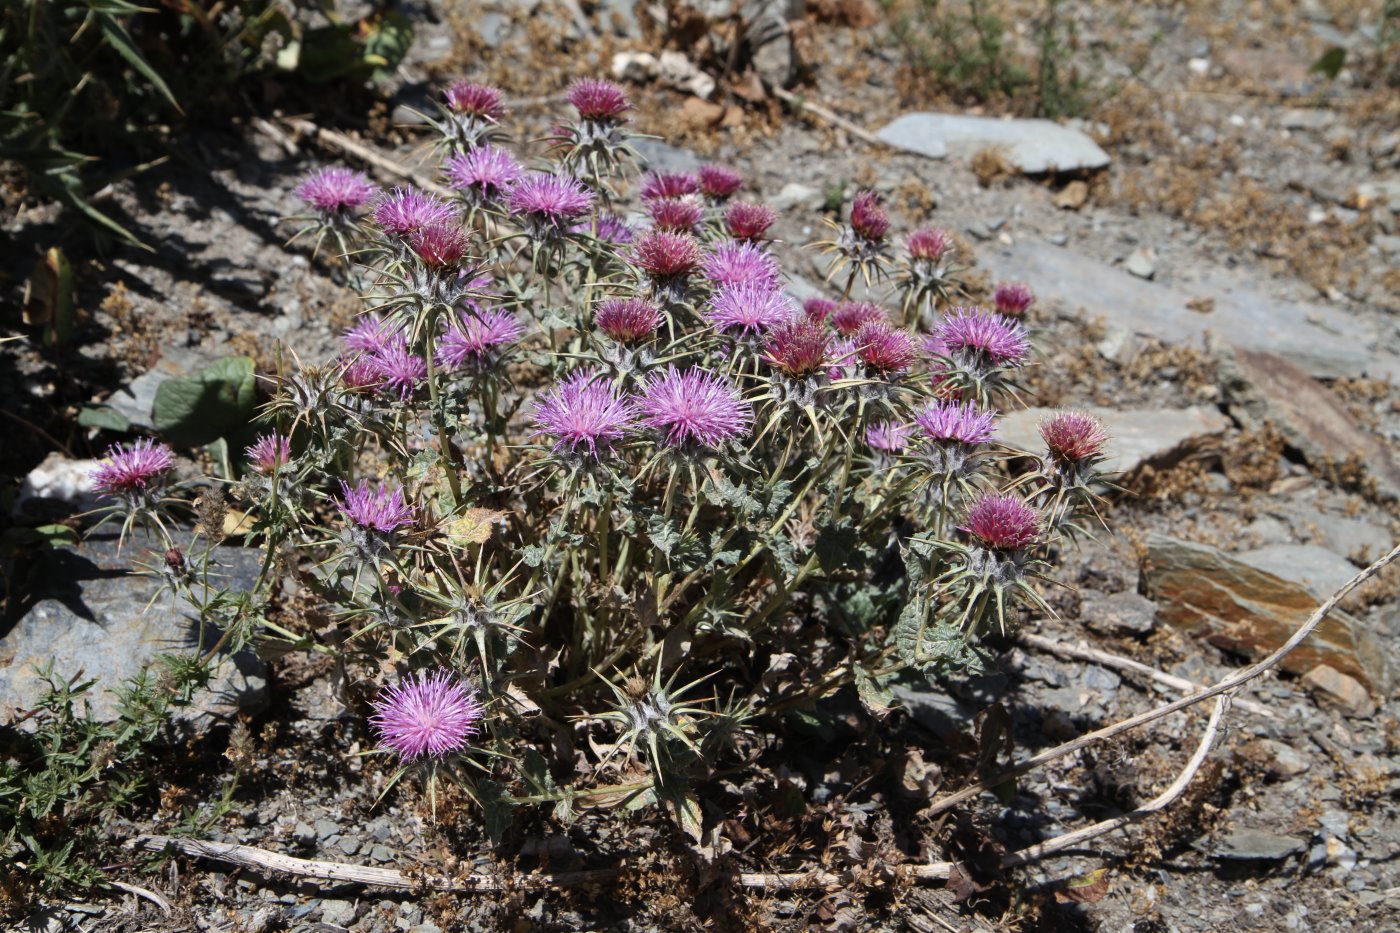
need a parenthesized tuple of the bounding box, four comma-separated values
(770, 88, 890, 149)
(1017, 632, 1275, 718)
(928, 543, 1400, 818)
(277, 118, 455, 198)
(1002, 693, 1231, 867)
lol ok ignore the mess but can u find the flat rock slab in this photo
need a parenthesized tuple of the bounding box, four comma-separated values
(978, 241, 1400, 381)
(1141, 534, 1382, 691)
(1237, 544, 1360, 600)
(1210, 828, 1307, 861)
(0, 533, 267, 727)
(995, 405, 1229, 476)
(877, 113, 1111, 173)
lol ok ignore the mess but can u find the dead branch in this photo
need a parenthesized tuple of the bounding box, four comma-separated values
(1017, 631, 1275, 718)
(928, 543, 1400, 818)
(770, 87, 890, 150)
(276, 118, 455, 199)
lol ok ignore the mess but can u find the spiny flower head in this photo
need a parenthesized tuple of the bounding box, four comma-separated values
(91, 439, 175, 500)
(295, 167, 378, 216)
(993, 282, 1035, 317)
(640, 171, 699, 203)
(506, 173, 595, 230)
(443, 81, 504, 120)
(1039, 411, 1108, 464)
(724, 201, 777, 241)
(409, 223, 471, 269)
(865, 421, 912, 453)
(933, 307, 1030, 367)
(437, 307, 524, 370)
(443, 146, 524, 202)
(583, 214, 634, 244)
(803, 296, 837, 323)
(763, 317, 830, 376)
(245, 433, 291, 473)
(849, 190, 890, 241)
(632, 229, 702, 279)
(827, 336, 860, 380)
(855, 322, 917, 374)
(707, 283, 794, 337)
(533, 370, 636, 457)
(702, 239, 781, 291)
(567, 77, 631, 122)
(648, 196, 705, 233)
(338, 479, 415, 533)
(961, 493, 1041, 551)
(596, 297, 663, 343)
(340, 354, 383, 391)
(372, 340, 428, 400)
(637, 366, 752, 448)
(371, 668, 484, 761)
(373, 188, 457, 237)
(698, 164, 743, 200)
(831, 301, 886, 336)
(343, 316, 402, 355)
(914, 399, 997, 445)
(907, 226, 954, 262)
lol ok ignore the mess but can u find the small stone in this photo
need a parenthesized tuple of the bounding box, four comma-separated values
(681, 96, 725, 130)
(1047, 232, 1069, 246)
(1188, 57, 1211, 75)
(1376, 234, 1400, 254)
(1082, 591, 1158, 636)
(772, 182, 824, 212)
(315, 818, 339, 841)
(370, 844, 395, 863)
(1082, 666, 1121, 693)
(876, 112, 1110, 172)
(15, 453, 103, 513)
(611, 50, 658, 82)
(1211, 828, 1307, 860)
(337, 835, 362, 856)
(320, 899, 357, 926)
(1303, 664, 1375, 718)
(1125, 248, 1156, 279)
(1054, 180, 1089, 210)
(293, 821, 316, 846)
(1239, 738, 1311, 777)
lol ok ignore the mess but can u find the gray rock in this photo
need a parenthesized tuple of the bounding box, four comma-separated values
(1375, 234, 1400, 254)
(369, 844, 395, 863)
(293, 821, 316, 846)
(978, 240, 1400, 381)
(1238, 544, 1360, 599)
(1082, 665, 1121, 693)
(891, 686, 977, 745)
(1082, 591, 1158, 636)
(631, 139, 702, 174)
(104, 346, 212, 430)
(996, 405, 1230, 477)
(876, 112, 1111, 173)
(0, 533, 266, 728)
(1211, 828, 1307, 860)
(315, 818, 340, 841)
(1125, 248, 1156, 280)
(320, 899, 357, 926)
(337, 835, 362, 856)
(772, 182, 824, 212)
(16, 453, 103, 514)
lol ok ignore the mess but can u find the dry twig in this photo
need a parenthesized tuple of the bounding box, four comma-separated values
(770, 87, 890, 149)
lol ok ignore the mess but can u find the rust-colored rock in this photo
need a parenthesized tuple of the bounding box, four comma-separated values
(1303, 664, 1375, 718)
(1141, 534, 1379, 691)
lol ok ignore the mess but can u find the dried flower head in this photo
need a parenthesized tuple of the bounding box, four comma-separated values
(632, 229, 702, 280)
(648, 196, 705, 233)
(914, 399, 997, 445)
(640, 171, 700, 203)
(443, 81, 504, 120)
(596, 297, 663, 343)
(245, 433, 291, 473)
(707, 283, 795, 337)
(437, 308, 525, 370)
(803, 296, 837, 323)
(371, 668, 484, 761)
(906, 226, 954, 262)
(961, 493, 1041, 550)
(932, 307, 1030, 367)
(855, 322, 918, 374)
(567, 77, 631, 122)
(865, 421, 913, 453)
(849, 190, 890, 242)
(1039, 411, 1107, 464)
(763, 317, 830, 376)
(295, 167, 379, 216)
(724, 201, 777, 241)
(506, 173, 595, 235)
(702, 240, 781, 291)
(443, 146, 524, 203)
(373, 188, 458, 237)
(638, 366, 752, 448)
(992, 283, 1035, 317)
(91, 439, 175, 501)
(533, 370, 636, 457)
(831, 301, 886, 336)
(698, 164, 743, 200)
(338, 479, 416, 533)
(409, 223, 471, 269)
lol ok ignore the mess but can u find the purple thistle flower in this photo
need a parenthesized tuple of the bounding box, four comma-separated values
(913, 399, 997, 445)
(596, 297, 663, 343)
(567, 77, 631, 122)
(865, 421, 912, 453)
(443, 146, 524, 203)
(698, 164, 743, 200)
(632, 229, 702, 280)
(906, 226, 954, 261)
(803, 296, 838, 323)
(91, 439, 175, 501)
(533, 370, 636, 457)
(343, 316, 401, 355)
(371, 668, 484, 761)
(1039, 411, 1108, 464)
(373, 188, 458, 237)
(506, 173, 595, 234)
(337, 479, 416, 533)
(723, 201, 777, 241)
(993, 282, 1035, 318)
(245, 433, 291, 473)
(648, 196, 705, 233)
(831, 301, 886, 337)
(408, 222, 471, 269)
(707, 283, 795, 337)
(849, 190, 890, 242)
(763, 317, 830, 376)
(295, 167, 379, 216)
(640, 171, 699, 203)
(702, 240, 781, 291)
(855, 322, 918, 375)
(443, 81, 504, 120)
(933, 307, 1030, 367)
(827, 336, 860, 380)
(637, 366, 752, 448)
(340, 354, 383, 391)
(372, 340, 428, 400)
(581, 213, 634, 244)
(437, 307, 525, 370)
(961, 493, 1041, 551)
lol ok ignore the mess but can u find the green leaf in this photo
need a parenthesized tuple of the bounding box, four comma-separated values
(475, 778, 515, 844)
(853, 665, 894, 714)
(1309, 46, 1346, 79)
(96, 13, 183, 114)
(151, 356, 257, 448)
